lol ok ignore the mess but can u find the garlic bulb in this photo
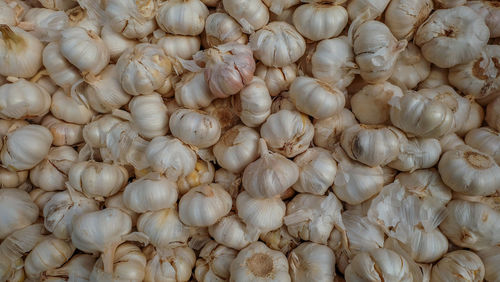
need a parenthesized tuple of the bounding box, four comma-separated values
(255, 62, 297, 97)
(22, 8, 68, 42)
(157, 35, 200, 61)
(105, 0, 157, 39)
(30, 189, 57, 211)
(82, 114, 123, 148)
(389, 43, 431, 90)
(260, 226, 300, 255)
(116, 43, 173, 96)
(237, 191, 286, 233)
(440, 199, 500, 250)
(242, 139, 298, 198)
(90, 243, 146, 282)
(313, 109, 358, 151)
(44, 254, 97, 282)
(476, 246, 500, 282)
(270, 91, 296, 113)
(202, 97, 241, 133)
(0, 188, 38, 239)
(467, 1, 500, 38)
(347, 0, 390, 21)
(486, 97, 500, 131)
(177, 159, 216, 195)
(231, 80, 271, 128)
(42, 42, 81, 90)
(0, 79, 51, 119)
(438, 145, 500, 196)
(100, 24, 137, 61)
(250, 21, 305, 68)
(390, 90, 455, 138)
(66, 6, 100, 35)
(129, 93, 168, 139)
(0, 167, 27, 188)
(345, 248, 413, 282)
(175, 71, 214, 110)
(51, 88, 95, 125)
(30, 146, 77, 192)
(145, 135, 196, 180)
(208, 213, 260, 250)
(457, 99, 484, 136)
(465, 127, 500, 165)
(222, 0, 269, 34)
(39, 0, 77, 10)
(289, 243, 335, 282)
(195, 240, 237, 282)
(123, 173, 178, 213)
(1, 125, 52, 171)
(440, 133, 466, 152)
(24, 236, 75, 279)
(105, 192, 139, 226)
(351, 82, 403, 125)
(396, 169, 452, 207)
(41, 115, 83, 146)
(204, 12, 247, 48)
(0, 25, 43, 78)
(292, 147, 336, 195)
(156, 0, 208, 36)
(415, 6, 489, 68)
(292, 2, 347, 41)
(68, 161, 129, 200)
(389, 137, 442, 172)
(430, 250, 485, 282)
(213, 125, 260, 173)
(144, 246, 196, 282)
(169, 109, 221, 148)
(418, 65, 449, 90)
(137, 208, 189, 250)
(230, 241, 290, 282)
(385, 0, 433, 40)
(353, 20, 408, 83)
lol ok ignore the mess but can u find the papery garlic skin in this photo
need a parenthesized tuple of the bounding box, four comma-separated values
(313, 109, 358, 151)
(175, 72, 214, 110)
(42, 114, 83, 146)
(195, 240, 237, 282)
(389, 137, 441, 172)
(90, 243, 147, 282)
(0, 1, 18, 26)
(137, 208, 189, 250)
(351, 82, 403, 125)
(50, 89, 94, 125)
(255, 63, 297, 97)
(289, 242, 336, 282)
(157, 34, 200, 60)
(292, 147, 336, 195)
(66, 6, 100, 35)
(202, 98, 240, 133)
(0, 25, 43, 78)
(208, 213, 260, 250)
(0, 167, 27, 188)
(476, 246, 500, 282)
(415, 6, 489, 68)
(347, 0, 390, 21)
(156, 0, 208, 36)
(250, 21, 305, 67)
(0, 79, 51, 120)
(24, 237, 75, 279)
(230, 241, 291, 282)
(438, 145, 500, 196)
(232, 77, 271, 127)
(43, 42, 81, 90)
(396, 169, 452, 207)
(82, 114, 123, 148)
(260, 226, 300, 255)
(105, 0, 157, 39)
(129, 93, 168, 139)
(123, 174, 178, 213)
(237, 191, 286, 233)
(30, 146, 77, 192)
(222, 0, 269, 34)
(385, 0, 433, 40)
(100, 24, 137, 61)
(30, 189, 57, 211)
(486, 97, 500, 132)
(465, 127, 500, 165)
(389, 43, 431, 90)
(271, 91, 296, 114)
(418, 66, 449, 90)
(169, 109, 221, 148)
(204, 12, 247, 48)
(0, 189, 38, 239)
(144, 246, 196, 282)
(292, 2, 347, 41)
(39, 0, 77, 10)
(213, 125, 260, 173)
(467, 1, 500, 38)
(145, 136, 196, 180)
(430, 250, 485, 282)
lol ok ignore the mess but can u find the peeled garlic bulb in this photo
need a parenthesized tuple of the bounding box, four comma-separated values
(388, 137, 442, 172)
(230, 241, 291, 282)
(289, 242, 336, 282)
(476, 246, 500, 282)
(313, 109, 358, 151)
(0, 167, 27, 188)
(347, 0, 390, 21)
(137, 208, 189, 250)
(51, 88, 94, 125)
(255, 62, 297, 96)
(208, 213, 260, 250)
(237, 191, 286, 233)
(467, 1, 500, 38)
(213, 125, 260, 173)
(145, 136, 196, 180)
(169, 109, 221, 148)
(177, 159, 216, 195)
(156, 0, 208, 36)
(129, 93, 168, 138)
(100, 24, 137, 61)
(90, 243, 146, 282)
(222, 0, 269, 34)
(292, 147, 336, 195)
(0, 189, 38, 239)
(24, 236, 75, 279)
(0, 79, 51, 120)
(29, 146, 78, 192)
(415, 6, 489, 68)
(195, 240, 237, 282)
(465, 127, 500, 165)
(232, 77, 272, 127)
(385, 0, 433, 40)
(204, 12, 247, 48)
(0, 25, 43, 78)
(430, 250, 485, 282)
(292, 2, 347, 41)
(41, 115, 83, 146)
(145, 246, 196, 282)
(106, 0, 157, 39)
(389, 43, 431, 90)
(175, 71, 214, 109)
(351, 82, 403, 125)
(250, 22, 305, 68)
(486, 97, 500, 131)
(123, 173, 178, 213)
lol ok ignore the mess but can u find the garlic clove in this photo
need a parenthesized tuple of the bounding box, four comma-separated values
(169, 108, 221, 149)
(213, 125, 260, 174)
(0, 78, 51, 120)
(292, 147, 337, 196)
(156, 0, 208, 36)
(204, 12, 247, 48)
(195, 240, 237, 282)
(129, 92, 168, 139)
(0, 188, 39, 239)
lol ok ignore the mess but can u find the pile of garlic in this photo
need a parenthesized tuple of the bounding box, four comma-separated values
(0, 0, 499, 281)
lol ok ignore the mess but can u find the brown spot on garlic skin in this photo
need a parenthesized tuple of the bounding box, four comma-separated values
(464, 151, 493, 169)
(0, 25, 25, 50)
(492, 57, 500, 78)
(247, 253, 274, 277)
(473, 57, 489, 80)
(487, 1, 500, 8)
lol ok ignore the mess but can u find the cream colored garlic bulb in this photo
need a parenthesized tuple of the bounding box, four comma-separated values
(157, 34, 200, 60)
(68, 161, 128, 200)
(0, 1, 19, 26)
(351, 82, 403, 125)
(90, 243, 146, 282)
(195, 240, 237, 282)
(1, 125, 52, 171)
(22, 8, 68, 41)
(30, 146, 77, 192)
(440, 133, 466, 152)
(353, 20, 408, 83)
(177, 159, 216, 195)
(0, 79, 51, 120)
(477, 246, 500, 282)
(123, 173, 178, 213)
(431, 250, 485, 282)
(0, 167, 27, 188)
(42, 42, 81, 90)
(313, 109, 358, 151)
(116, 43, 172, 96)
(213, 125, 260, 173)
(66, 5, 100, 35)
(289, 242, 335, 282)
(397, 227, 449, 264)
(204, 12, 247, 48)
(250, 21, 305, 68)
(237, 191, 286, 233)
(156, 0, 208, 36)
(137, 208, 189, 250)
(44, 254, 97, 282)
(487, 97, 500, 131)
(385, 0, 433, 40)
(145, 246, 196, 282)
(292, 147, 336, 195)
(389, 43, 431, 90)
(51, 88, 94, 125)
(242, 139, 298, 198)
(465, 127, 500, 165)
(145, 135, 196, 180)
(255, 62, 297, 97)
(389, 137, 441, 172)
(270, 91, 296, 113)
(438, 145, 500, 196)
(41, 115, 83, 146)
(100, 24, 137, 61)
(260, 110, 314, 158)
(105, 0, 157, 39)
(24, 236, 75, 280)
(418, 66, 449, 90)
(175, 71, 214, 110)
(222, 0, 269, 34)
(415, 6, 489, 68)
(129, 93, 168, 138)
(179, 183, 232, 227)
(292, 2, 347, 41)
(390, 90, 455, 138)
(208, 213, 260, 250)
(345, 248, 413, 282)
(169, 109, 221, 148)
(232, 77, 271, 127)
(347, 0, 390, 21)
(0, 25, 43, 78)
(0, 189, 38, 239)
(82, 114, 123, 148)
(105, 192, 139, 226)
(396, 169, 452, 207)
(467, 1, 500, 38)
(230, 241, 290, 282)
(30, 189, 56, 211)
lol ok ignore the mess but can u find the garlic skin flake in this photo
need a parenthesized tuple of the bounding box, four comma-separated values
(222, 0, 269, 34)
(385, 0, 433, 40)
(430, 250, 485, 282)
(30, 146, 78, 192)
(208, 213, 260, 250)
(292, 2, 347, 41)
(292, 147, 337, 196)
(237, 191, 286, 233)
(145, 136, 197, 180)
(415, 6, 489, 68)
(213, 125, 260, 173)
(129, 93, 168, 139)
(123, 173, 178, 213)
(195, 240, 237, 282)
(465, 127, 500, 165)
(0, 25, 43, 78)
(351, 82, 403, 125)
(137, 208, 189, 250)
(0, 188, 38, 239)
(169, 109, 221, 149)
(106, 0, 157, 39)
(24, 236, 75, 280)
(289, 242, 336, 282)
(0, 79, 51, 120)
(156, 0, 208, 36)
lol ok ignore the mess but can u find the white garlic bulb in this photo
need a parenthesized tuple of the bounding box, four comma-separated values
(351, 81, 403, 125)
(255, 62, 297, 96)
(82, 114, 123, 148)
(313, 109, 358, 151)
(195, 240, 237, 282)
(0, 79, 51, 120)
(339, 210, 385, 260)
(129, 93, 168, 139)
(204, 12, 247, 48)
(213, 125, 260, 173)
(105, 192, 139, 226)
(438, 145, 500, 196)
(347, 0, 390, 21)
(145, 246, 196, 282)
(467, 1, 500, 38)
(156, 0, 208, 36)
(430, 250, 485, 282)
(42, 41, 81, 90)
(476, 246, 500, 282)
(457, 101, 484, 136)
(292, 147, 336, 195)
(145, 135, 197, 180)
(292, 2, 347, 41)
(44, 254, 96, 282)
(116, 43, 172, 96)
(289, 242, 336, 282)
(41, 115, 83, 146)
(30, 189, 57, 211)
(123, 173, 178, 213)
(415, 6, 489, 68)
(465, 127, 500, 165)
(242, 139, 298, 198)
(237, 191, 286, 233)
(24, 236, 75, 280)
(418, 65, 449, 90)
(231, 78, 271, 128)
(51, 88, 94, 125)
(0, 167, 27, 188)
(105, 0, 157, 39)
(385, 0, 433, 40)
(169, 109, 221, 148)
(90, 243, 146, 282)
(389, 43, 431, 90)
(388, 137, 442, 172)
(175, 71, 214, 110)
(353, 20, 408, 83)
(22, 8, 68, 42)
(100, 24, 137, 61)
(137, 208, 189, 250)
(0, 189, 38, 239)
(222, 0, 269, 34)
(157, 34, 201, 60)
(68, 161, 129, 200)
(208, 213, 260, 250)
(30, 146, 77, 192)
(1, 125, 52, 171)
(0, 25, 43, 78)
(230, 241, 291, 282)
(486, 97, 500, 131)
